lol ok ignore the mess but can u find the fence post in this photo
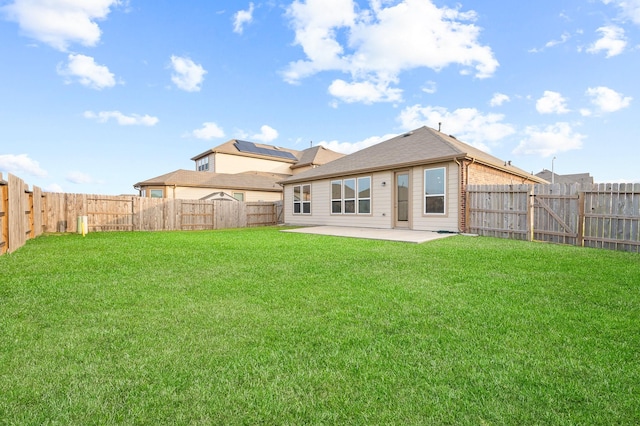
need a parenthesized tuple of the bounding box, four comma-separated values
(528, 185, 535, 241)
(0, 174, 7, 255)
(577, 191, 585, 247)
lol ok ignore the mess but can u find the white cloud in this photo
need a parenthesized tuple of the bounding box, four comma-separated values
(603, 0, 640, 25)
(45, 183, 64, 193)
(251, 125, 279, 142)
(397, 105, 516, 151)
(57, 54, 116, 89)
(84, 110, 159, 126)
(328, 78, 402, 104)
(66, 171, 95, 184)
(318, 133, 399, 155)
(188, 122, 225, 140)
(587, 25, 627, 57)
(489, 93, 510, 107)
(170, 55, 207, 92)
(284, 0, 498, 103)
(1, 0, 121, 51)
(421, 81, 437, 94)
(513, 122, 585, 157)
(528, 32, 571, 53)
(233, 3, 254, 34)
(0, 153, 47, 177)
(536, 91, 570, 114)
(585, 86, 632, 113)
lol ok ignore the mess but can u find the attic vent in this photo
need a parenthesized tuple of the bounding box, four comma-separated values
(402, 132, 413, 137)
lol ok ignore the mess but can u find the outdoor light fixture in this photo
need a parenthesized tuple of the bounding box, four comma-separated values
(381, 181, 386, 186)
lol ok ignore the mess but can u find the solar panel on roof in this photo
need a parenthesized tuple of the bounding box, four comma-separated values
(234, 140, 297, 160)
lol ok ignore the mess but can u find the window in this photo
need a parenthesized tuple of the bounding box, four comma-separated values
(150, 189, 164, 198)
(424, 167, 445, 214)
(331, 180, 342, 213)
(293, 184, 311, 214)
(344, 179, 356, 214)
(331, 176, 371, 215)
(357, 177, 371, 214)
(233, 192, 244, 201)
(196, 157, 209, 171)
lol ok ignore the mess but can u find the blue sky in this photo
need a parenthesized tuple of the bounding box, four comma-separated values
(1, 0, 638, 195)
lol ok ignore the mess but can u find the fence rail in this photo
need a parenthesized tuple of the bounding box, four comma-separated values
(468, 183, 640, 253)
(0, 173, 283, 255)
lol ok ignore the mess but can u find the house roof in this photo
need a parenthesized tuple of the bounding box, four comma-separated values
(281, 126, 546, 184)
(536, 169, 594, 184)
(291, 145, 346, 169)
(133, 169, 285, 192)
(190, 139, 344, 168)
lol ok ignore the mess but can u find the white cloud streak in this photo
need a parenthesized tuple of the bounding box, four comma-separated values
(284, 0, 498, 104)
(0, 153, 47, 177)
(188, 122, 225, 140)
(489, 93, 510, 107)
(84, 110, 159, 126)
(233, 3, 254, 34)
(57, 54, 117, 89)
(318, 133, 399, 155)
(513, 122, 585, 157)
(251, 125, 279, 143)
(1, 0, 121, 51)
(587, 25, 627, 57)
(536, 91, 570, 114)
(397, 105, 516, 152)
(170, 55, 207, 92)
(585, 86, 632, 113)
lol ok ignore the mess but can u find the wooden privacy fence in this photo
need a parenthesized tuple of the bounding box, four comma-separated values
(467, 183, 640, 253)
(45, 193, 283, 233)
(1, 173, 44, 254)
(0, 173, 283, 255)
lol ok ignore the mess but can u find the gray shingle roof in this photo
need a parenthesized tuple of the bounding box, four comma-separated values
(134, 170, 285, 192)
(281, 126, 544, 184)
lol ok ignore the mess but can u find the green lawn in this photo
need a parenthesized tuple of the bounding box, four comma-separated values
(1, 227, 639, 425)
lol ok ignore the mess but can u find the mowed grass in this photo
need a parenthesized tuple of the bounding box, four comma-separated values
(1, 227, 639, 425)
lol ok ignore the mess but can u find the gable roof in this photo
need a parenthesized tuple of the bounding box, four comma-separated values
(190, 139, 344, 168)
(291, 145, 346, 169)
(133, 169, 285, 192)
(281, 126, 545, 184)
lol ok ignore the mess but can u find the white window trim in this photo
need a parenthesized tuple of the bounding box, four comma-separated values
(293, 184, 311, 215)
(330, 176, 372, 215)
(424, 167, 446, 215)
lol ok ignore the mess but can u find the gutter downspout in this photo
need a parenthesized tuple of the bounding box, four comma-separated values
(453, 158, 463, 233)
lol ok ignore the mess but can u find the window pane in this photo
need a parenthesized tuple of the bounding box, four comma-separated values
(150, 189, 163, 198)
(294, 203, 301, 213)
(303, 185, 311, 201)
(344, 179, 355, 199)
(302, 202, 311, 214)
(332, 181, 342, 199)
(425, 196, 445, 214)
(293, 186, 301, 201)
(332, 200, 342, 213)
(357, 177, 370, 198)
(233, 192, 244, 201)
(344, 200, 355, 213)
(425, 168, 445, 195)
(358, 199, 370, 214)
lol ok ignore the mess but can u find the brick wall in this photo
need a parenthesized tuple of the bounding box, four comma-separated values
(459, 161, 539, 232)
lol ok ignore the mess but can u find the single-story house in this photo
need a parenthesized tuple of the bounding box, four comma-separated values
(280, 126, 547, 233)
(134, 140, 345, 201)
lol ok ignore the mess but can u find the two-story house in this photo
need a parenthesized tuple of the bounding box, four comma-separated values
(134, 139, 345, 201)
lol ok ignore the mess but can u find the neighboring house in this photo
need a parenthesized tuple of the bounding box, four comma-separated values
(280, 126, 547, 233)
(536, 169, 594, 185)
(134, 140, 345, 201)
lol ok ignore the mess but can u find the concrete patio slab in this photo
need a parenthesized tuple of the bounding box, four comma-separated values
(281, 226, 458, 244)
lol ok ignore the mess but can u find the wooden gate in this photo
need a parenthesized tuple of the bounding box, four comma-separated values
(532, 184, 582, 245)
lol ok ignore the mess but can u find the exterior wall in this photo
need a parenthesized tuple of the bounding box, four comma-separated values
(214, 153, 294, 175)
(283, 162, 460, 232)
(410, 162, 459, 232)
(467, 162, 539, 185)
(140, 185, 281, 202)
